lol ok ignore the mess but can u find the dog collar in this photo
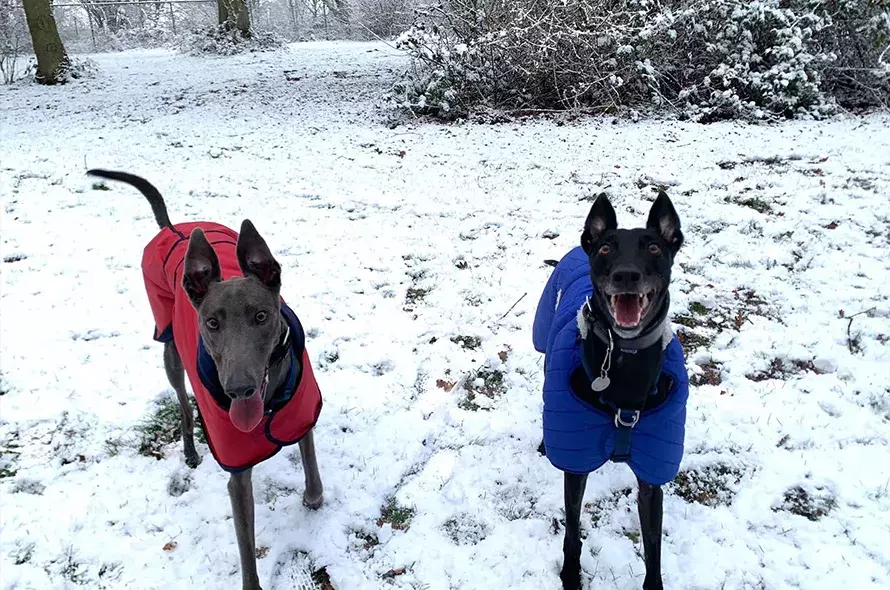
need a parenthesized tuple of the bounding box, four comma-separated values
(581, 295, 670, 351)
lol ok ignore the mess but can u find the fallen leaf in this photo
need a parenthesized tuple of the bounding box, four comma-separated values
(436, 379, 456, 392)
(163, 541, 177, 552)
(382, 568, 406, 579)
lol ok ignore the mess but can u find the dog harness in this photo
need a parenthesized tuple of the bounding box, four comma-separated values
(532, 247, 689, 486)
(141, 222, 323, 472)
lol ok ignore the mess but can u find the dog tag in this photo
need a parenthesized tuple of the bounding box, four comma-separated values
(591, 376, 611, 392)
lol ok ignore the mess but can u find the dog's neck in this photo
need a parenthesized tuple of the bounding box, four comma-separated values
(577, 297, 671, 408)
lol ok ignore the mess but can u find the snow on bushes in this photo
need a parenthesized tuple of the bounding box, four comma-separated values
(181, 25, 287, 56)
(393, 0, 890, 121)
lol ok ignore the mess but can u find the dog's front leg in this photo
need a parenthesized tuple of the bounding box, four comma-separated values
(298, 429, 324, 509)
(637, 477, 664, 590)
(560, 471, 589, 590)
(229, 469, 262, 590)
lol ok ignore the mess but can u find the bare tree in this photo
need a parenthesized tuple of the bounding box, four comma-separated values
(218, 0, 251, 36)
(1, 1, 30, 84)
(22, 0, 69, 84)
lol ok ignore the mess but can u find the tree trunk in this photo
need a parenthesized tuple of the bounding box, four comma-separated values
(218, 0, 251, 37)
(22, 0, 69, 84)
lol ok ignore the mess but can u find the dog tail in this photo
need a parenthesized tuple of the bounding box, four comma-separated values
(87, 169, 174, 231)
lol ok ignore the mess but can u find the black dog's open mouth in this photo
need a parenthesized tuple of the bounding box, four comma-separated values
(607, 291, 655, 328)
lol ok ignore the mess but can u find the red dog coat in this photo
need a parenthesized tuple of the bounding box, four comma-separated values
(141, 222, 322, 472)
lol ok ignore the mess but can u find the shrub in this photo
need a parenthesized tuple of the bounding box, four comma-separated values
(181, 25, 287, 56)
(394, 0, 890, 121)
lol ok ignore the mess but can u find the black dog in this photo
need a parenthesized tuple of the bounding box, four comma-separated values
(533, 192, 689, 590)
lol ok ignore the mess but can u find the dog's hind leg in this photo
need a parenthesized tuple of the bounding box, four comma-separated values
(163, 340, 201, 468)
(559, 471, 588, 590)
(637, 477, 664, 590)
(229, 469, 262, 590)
(298, 429, 324, 510)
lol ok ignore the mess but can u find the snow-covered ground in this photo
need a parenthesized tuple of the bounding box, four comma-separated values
(1, 41, 889, 590)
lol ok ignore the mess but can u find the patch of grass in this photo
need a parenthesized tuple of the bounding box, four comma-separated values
(2, 253, 26, 264)
(675, 328, 714, 353)
(690, 361, 722, 387)
(98, 562, 123, 581)
(689, 302, 709, 315)
(729, 196, 773, 214)
(12, 478, 46, 495)
(443, 514, 490, 545)
(672, 314, 699, 329)
(12, 542, 34, 565)
(459, 366, 506, 411)
(91, 182, 110, 191)
(351, 528, 380, 550)
(377, 495, 415, 531)
(669, 463, 746, 507)
(774, 485, 836, 521)
(135, 397, 185, 459)
(746, 357, 814, 382)
(464, 292, 484, 307)
(104, 437, 126, 457)
(451, 335, 482, 350)
(167, 471, 193, 497)
(405, 287, 428, 305)
(58, 545, 90, 584)
(0, 437, 21, 479)
(134, 396, 204, 459)
(623, 530, 641, 544)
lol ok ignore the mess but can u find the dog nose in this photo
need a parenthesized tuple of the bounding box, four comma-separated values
(226, 385, 256, 400)
(611, 268, 642, 288)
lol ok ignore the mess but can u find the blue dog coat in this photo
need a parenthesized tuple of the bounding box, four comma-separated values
(533, 247, 689, 486)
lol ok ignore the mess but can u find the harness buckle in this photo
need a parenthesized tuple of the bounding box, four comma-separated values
(614, 410, 640, 428)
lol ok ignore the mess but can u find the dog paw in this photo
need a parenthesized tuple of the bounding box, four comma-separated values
(184, 452, 202, 469)
(559, 566, 582, 590)
(303, 491, 324, 510)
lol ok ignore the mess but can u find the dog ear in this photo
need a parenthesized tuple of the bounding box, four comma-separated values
(647, 190, 684, 253)
(581, 193, 618, 255)
(183, 228, 222, 307)
(237, 220, 281, 293)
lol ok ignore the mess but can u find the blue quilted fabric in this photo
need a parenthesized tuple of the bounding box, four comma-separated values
(533, 247, 689, 485)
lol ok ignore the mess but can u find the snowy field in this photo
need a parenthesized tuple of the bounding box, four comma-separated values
(1, 41, 889, 590)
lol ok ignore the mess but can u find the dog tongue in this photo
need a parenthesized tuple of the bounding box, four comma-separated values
(614, 294, 643, 327)
(229, 393, 264, 433)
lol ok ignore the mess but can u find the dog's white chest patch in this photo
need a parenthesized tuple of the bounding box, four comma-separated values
(576, 306, 589, 339)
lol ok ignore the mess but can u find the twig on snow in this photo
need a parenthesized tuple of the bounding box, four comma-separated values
(498, 292, 527, 321)
(842, 307, 875, 354)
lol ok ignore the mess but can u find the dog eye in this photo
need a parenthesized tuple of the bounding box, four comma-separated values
(255, 311, 268, 323)
(598, 244, 611, 255)
(648, 243, 661, 255)
(205, 318, 219, 331)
